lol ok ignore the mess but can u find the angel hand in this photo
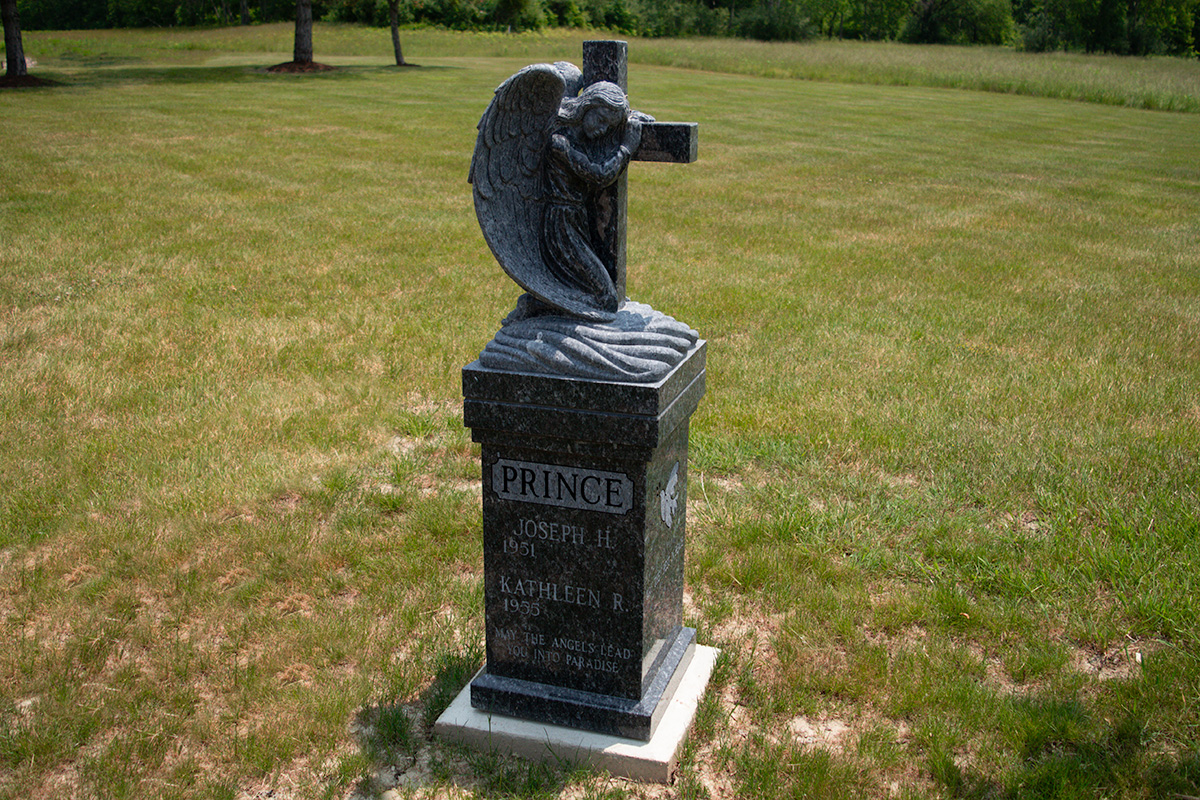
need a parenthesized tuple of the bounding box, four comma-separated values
(623, 117, 643, 155)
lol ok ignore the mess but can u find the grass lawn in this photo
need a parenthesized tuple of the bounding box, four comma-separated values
(2, 24, 1199, 800)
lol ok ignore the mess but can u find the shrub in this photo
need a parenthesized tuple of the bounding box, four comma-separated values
(848, 0, 912, 38)
(1019, 11, 1064, 48)
(409, 0, 488, 27)
(634, 0, 729, 36)
(324, 0, 405, 25)
(901, 0, 1015, 43)
(546, 0, 589, 25)
(735, 0, 817, 40)
(492, 0, 547, 27)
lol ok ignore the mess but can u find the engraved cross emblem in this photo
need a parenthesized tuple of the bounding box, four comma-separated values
(581, 40, 699, 301)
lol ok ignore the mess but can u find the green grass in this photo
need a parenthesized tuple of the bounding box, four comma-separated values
(2, 26, 1199, 800)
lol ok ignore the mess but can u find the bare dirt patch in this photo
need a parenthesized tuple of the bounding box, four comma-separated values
(962, 640, 1025, 696)
(710, 475, 744, 492)
(400, 395, 464, 417)
(267, 61, 336, 73)
(237, 753, 326, 800)
(878, 470, 921, 489)
(449, 478, 482, 496)
(1001, 509, 1048, 538)
(863, 622, 929, 655)
(0, 74, 58, 88)
(388, 435, 421, 456)
(788, 715, 854, 751)
(414, 474, 439, 498)
(272, 490, 303, 514)
(1071, 637, 1154, 682)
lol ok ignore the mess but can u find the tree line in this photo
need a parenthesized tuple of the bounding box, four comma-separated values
(12, 0, 1199, 54)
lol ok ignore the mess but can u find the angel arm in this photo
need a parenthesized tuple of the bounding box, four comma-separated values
(548, 118, 642, 189)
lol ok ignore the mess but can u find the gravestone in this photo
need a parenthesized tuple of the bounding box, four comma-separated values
(437, 41, 715, 776)
(463, 349, 704, 740)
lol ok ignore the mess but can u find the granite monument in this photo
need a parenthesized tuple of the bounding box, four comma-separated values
(452, 41, 712, 754)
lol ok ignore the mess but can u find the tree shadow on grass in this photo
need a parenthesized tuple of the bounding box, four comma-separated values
(0, 74, 61, 89)
(18, 63, 458, 90)
(345, 645, 583, 799)
(933, 699, 1200, 800)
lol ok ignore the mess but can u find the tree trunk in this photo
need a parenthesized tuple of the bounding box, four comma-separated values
(2, 0, 27, 78)
(240, 0, 250, 25)
(293, 0, 313, 64)
(389, 0, 406, 65)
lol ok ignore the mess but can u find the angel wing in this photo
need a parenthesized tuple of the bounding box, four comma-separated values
(470, 61, 616, 322)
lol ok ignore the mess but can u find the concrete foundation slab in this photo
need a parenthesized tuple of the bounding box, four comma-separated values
(434, 645, 718, 783)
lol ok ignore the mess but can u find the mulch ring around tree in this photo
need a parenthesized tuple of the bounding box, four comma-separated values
(267, 61, 336, 73)
(0, 74, 58, 88)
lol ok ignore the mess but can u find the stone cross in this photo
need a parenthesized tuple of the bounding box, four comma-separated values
(582, 40, 699, 302)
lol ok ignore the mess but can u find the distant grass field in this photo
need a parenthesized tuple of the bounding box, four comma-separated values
(12, 22, 1200, 111)
(2, 25, 1199, 800)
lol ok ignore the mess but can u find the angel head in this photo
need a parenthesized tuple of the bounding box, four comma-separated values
(560, 81, 630, 140)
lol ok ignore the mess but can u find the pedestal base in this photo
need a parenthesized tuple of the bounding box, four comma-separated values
(435, 645, 719, 783)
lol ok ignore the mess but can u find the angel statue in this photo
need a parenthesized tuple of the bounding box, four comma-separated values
(469, 61, 700, 383)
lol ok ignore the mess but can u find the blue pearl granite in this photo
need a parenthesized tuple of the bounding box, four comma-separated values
(463, 342, 705, 741)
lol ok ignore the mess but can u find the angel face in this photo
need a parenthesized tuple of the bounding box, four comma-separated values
(583, 106, 623, 140)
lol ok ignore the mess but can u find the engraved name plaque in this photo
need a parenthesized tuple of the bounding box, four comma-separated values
(492, 458, 634, 514)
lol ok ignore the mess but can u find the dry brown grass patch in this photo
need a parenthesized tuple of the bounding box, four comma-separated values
(218, 567, 253, 590)
(275, 593, 315, 618)
(62, 563, 97, 587)
(277, 662, 314, 688)
(237, 752, 327, 800)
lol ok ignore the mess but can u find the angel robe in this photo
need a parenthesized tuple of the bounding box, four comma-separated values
(540, 130, 634, 317)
